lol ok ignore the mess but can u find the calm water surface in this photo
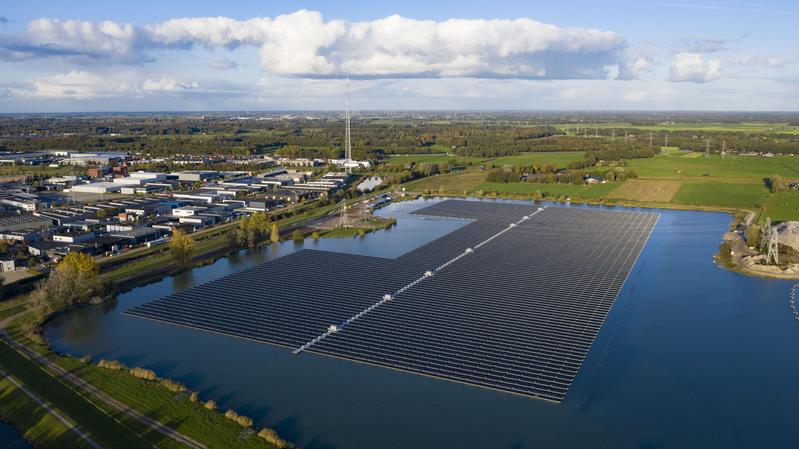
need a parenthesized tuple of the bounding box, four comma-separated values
(45, 199, 799, 449)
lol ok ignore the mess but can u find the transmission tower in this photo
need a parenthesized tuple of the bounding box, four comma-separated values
(767, 228, 780, 265)
(760, 217, 772, 253)
(344, 77, 352, 174)
(339, 77, 353, 228)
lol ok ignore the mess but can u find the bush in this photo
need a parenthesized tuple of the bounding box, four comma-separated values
(224, 409, 253, 427)
(97, 359, 125, 370)
(257, 428, 292, 448)
(160, 379, 187, 392)
(204, 400, 217, 410)
(129, 367, 157, 380)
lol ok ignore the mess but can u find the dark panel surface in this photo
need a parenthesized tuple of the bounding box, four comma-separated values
(125, 200, 658, 402)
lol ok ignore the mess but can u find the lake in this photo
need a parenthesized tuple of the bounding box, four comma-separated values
(45, 198, 799, 449)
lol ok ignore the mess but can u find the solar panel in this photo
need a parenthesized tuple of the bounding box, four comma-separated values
(125, 200, 658, 402)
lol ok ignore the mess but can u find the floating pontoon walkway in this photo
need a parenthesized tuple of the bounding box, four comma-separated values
(124, 200, 658, 402)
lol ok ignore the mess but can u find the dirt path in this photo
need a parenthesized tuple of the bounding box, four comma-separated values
(0, 314, 208, 449)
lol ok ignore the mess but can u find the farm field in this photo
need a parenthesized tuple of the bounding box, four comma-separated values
(554, 122, 799, 134)
(673, 181, 769, 208)
(607, 179, 682, 202)
(387, 154, 485, 164)
(627, 153, 799, 180)
(475, 182, 620, 198)
(486, 152, 585, 168)
(405, 169, 488, 194)
(762, 191, 799, 223)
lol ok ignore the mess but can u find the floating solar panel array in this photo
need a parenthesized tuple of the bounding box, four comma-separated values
(125, 200, 658, 402)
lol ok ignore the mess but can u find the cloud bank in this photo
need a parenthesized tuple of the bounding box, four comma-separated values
(0, 10, 628, 80)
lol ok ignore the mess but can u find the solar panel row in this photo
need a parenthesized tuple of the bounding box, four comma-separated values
(124, 200, 658, 402)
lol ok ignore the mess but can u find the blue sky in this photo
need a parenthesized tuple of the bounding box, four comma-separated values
(0, 0, 796, 112)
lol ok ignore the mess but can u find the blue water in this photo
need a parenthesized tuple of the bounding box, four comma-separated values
(0, 422, 33, 449)
(45, 199, 799, 449)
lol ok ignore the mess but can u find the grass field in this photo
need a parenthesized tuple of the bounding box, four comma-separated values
(386, 154, 485, 164)
(475, 182, 620, 198)
(486, 152, 585, 168)
(607, 179, 683, 202)
(674, 181, 770, 208)
(0, 340, 155, 449)
(763, 191, 799, 223)
(628, 154, 799, 180)
(405, 169, 488, 194)
(554, 122, 799, 134)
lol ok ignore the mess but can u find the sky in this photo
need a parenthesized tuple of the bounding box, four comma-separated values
(0, 0, 797, 112)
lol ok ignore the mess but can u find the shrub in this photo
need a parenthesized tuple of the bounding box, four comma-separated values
(204, 400, 217, 410)
(97, 359, 125, 370)
(129, 367, 157, 380)
(224, 409, 253, 427)
(160, 379, 187, 392)
(258, 428, 292, 448)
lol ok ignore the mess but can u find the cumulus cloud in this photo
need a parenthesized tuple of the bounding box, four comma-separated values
(669, 52, 722, 82)
(207, 58, 238, 70)
(0, 10, 630, 80)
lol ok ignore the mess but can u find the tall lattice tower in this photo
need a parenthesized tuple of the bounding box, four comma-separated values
(339, 77, 353, 228)
(760, 217, 772, 253)
(344, 76, 352, 175)
(767, 228, 780, 265)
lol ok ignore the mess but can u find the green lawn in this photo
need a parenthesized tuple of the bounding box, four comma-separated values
(62, 358, 280, 449)
(673, 182, 770, 208)
(628, 154, 799, 180)
(0, 377, 96, 449)
(486, 152, 585, 168)
(763, 191, 799, 222)
(0, 341, 155, 449)
(386, 154, 485, 164)
(475, 182, 620, 198)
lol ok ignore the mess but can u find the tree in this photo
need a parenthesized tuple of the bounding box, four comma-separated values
(30, 251, 106, 323)
(169, 229, 195, 266)
(270, 223, 280, 244)
(292, 230, 304, 242)
(311, 231, 320, 240)
(745, 224, 761, 248)
(769, 175, 787, 193)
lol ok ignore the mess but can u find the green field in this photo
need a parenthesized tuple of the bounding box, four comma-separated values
(673, 182, 770, 208)
(486, 152, 585, 168)
(628, 153, 799, 180)
(763, 191, 799, 223)
(555, 122, 799, 134)
(386, 154, 485, 164)
(475, 182, 620, 198)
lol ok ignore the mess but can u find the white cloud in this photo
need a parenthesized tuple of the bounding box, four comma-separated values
(669, 52, 722, 82)
(207, 58, 238, 70)
(8, 70, 200, 99)
(3, 10, 628, 80)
